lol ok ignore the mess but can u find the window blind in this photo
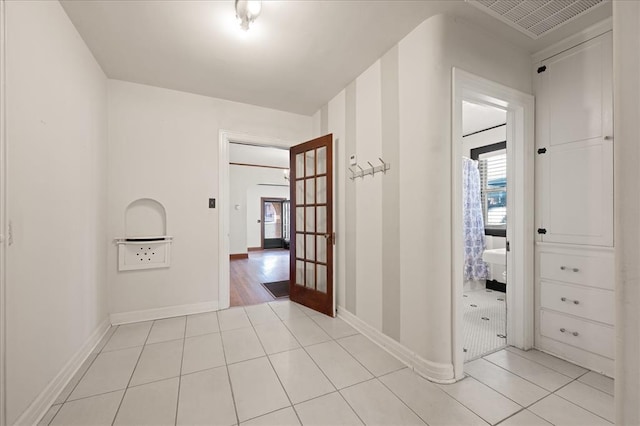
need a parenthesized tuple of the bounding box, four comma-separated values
(478, 149, 507, 228)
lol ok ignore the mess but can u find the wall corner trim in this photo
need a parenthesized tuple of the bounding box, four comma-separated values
(17, 318, 111, 426)
(337, 307, 455, 383)
(110, 300, 219, 325)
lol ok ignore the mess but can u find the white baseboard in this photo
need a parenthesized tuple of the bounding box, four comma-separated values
(338, 307, 455, 384)
(110, 301, 220, 325)
(17, 318, 111, 426)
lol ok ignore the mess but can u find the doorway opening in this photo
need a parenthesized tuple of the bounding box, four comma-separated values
(220, 134, 293, 308)
(452, 69, 535, 380)
(261, 198, 289, 249)
(219, 132, 336, 316)
(461, 101, 508, 361)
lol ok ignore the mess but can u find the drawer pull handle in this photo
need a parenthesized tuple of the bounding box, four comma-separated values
(560, 266, 580, 272)
(560, 328, 580, 337)
(560, 297, 580, 305)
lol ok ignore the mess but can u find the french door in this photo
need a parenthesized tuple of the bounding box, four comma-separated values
(289, 134, 334, 316)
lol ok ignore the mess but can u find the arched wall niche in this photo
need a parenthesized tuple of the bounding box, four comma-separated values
(125, 198, 167, 237)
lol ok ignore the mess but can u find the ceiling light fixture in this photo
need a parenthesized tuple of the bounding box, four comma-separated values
(235, 0, 262, 31)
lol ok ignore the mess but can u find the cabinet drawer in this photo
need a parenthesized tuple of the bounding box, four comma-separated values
(540, 252, 614, 290)
(541, 281, 614, 324)
(540, 310, 614, 359)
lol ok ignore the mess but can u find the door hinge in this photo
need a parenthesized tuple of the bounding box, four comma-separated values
(537, 65, 547, 74)
(506, 241, 510, 252)
(537, 228, 547, 235)
(332, 232, 336, 246)
(537, 147, 547, 154)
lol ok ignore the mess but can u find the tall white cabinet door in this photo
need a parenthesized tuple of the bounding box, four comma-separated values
(537, 32, 613, 246)
(541, 139, 613, 245)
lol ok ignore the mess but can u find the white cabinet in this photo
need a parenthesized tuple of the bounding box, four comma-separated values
(539, 248, 614, 290)
(534, 31, 614, 377)
(536, 245, 615, 376)
(536, 32, 613, 247)
(540, 139, 613, 246)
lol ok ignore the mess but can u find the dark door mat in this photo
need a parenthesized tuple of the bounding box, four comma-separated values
(262, 280, 290, 298)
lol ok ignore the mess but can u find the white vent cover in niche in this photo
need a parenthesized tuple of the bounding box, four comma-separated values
(117, 237, 172, 271)
(467, 0, 608, 39)
(116, 198, 172, 271)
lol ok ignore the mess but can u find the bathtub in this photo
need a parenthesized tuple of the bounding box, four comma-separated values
(482, 247, 507, 265)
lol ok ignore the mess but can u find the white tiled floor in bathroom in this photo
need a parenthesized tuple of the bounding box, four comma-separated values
(463, 288, 506, 361)
(39, 300, 614, 425)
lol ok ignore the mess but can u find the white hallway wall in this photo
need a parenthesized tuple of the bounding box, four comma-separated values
(107, 80, 311, 319)
(613, 1, 640, 424)
(323, 14, 531, 380)
(5, 1, 109, 423)
(229, 165, 289, 254)
(4, 4, 311, 421)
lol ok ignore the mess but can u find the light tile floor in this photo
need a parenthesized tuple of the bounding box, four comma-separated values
(40, 300, 614, 425)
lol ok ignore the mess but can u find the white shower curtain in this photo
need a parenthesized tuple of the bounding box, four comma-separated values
(463, 158, 489, 281)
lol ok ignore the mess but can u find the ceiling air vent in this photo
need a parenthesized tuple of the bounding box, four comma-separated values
(467, 0, 608, 39)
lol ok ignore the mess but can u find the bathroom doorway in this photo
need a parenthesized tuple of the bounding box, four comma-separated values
(452, 69, 535, 380)
(462, 102, 508, 361)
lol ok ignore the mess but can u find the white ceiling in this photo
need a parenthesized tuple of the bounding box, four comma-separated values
(60, 0, 611, 115)
(462, 101, 507, 135)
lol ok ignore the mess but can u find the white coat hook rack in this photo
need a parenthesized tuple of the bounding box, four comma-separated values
(348, 157, 391, 180)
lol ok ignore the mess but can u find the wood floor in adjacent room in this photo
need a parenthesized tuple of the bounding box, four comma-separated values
(230, 249, 290, 307)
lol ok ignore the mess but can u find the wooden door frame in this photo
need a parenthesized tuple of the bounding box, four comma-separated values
(260, 197, 286, 249)
(452, 69, 535, 380)
(218, 130, 296, 310)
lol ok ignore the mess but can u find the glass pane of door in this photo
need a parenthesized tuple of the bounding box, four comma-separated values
(289, 134, 333, 315)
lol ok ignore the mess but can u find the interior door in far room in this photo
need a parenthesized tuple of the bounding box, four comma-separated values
(261, 198, 286, 249)
(290, 134, 334, 316)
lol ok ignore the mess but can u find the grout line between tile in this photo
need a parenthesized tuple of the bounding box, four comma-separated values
(333, 335, 406, 378)
(576, 374, 615, 396)
(120, 375, 181, 390)
(297, 332, 372, 392)
(109, 320, 153, 426)
(497, 347, 579, 379)
(494, 407, 528, 425)
(376, 374, 447, 426)
(252, 316, 297, 418)
(266, 302, 367, 426)
(463, 361, 550, 409)
(50, 300, 613, 426)
(333, 380, 375, 426)
(43, 403, 63, 426)
(172, 319, 187, 426)
(55, 325, 119, 406)
(481, 352, 569, 393)
(219, 313, 241, 426)
(437, 376, 515, 424)
(553, 386, 614, 424)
